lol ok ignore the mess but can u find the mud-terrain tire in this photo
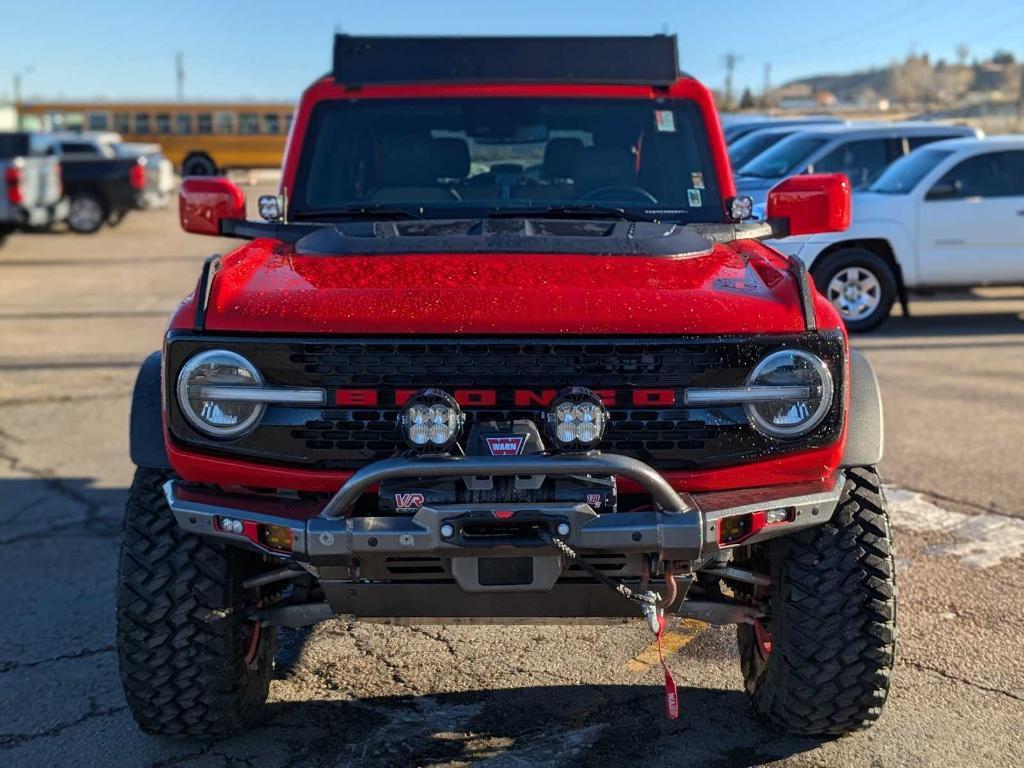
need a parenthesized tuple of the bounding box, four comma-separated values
(737, 466, 895, 735)
(116, 468, 276, 737)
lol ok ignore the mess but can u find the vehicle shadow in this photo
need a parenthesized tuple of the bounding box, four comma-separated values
(248, 684, 830, 768)
(853, 294, 1024, 350)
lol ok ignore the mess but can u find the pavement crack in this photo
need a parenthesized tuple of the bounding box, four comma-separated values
(0, 645, 116, 674)
(900, 659, 1024, 703)
(0, 441, 121, 544)
(891, 484, 1019, 518)
(0, 697, 126, 749)
(407, 625, 459, 657)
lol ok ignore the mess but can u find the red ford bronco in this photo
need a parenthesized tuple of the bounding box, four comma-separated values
(118, 36, 894, 737)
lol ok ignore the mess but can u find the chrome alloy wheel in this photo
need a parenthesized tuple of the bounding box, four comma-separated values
(826, 266, 881, 321)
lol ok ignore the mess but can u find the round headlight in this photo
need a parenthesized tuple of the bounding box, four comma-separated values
(544, 387, 608, 451)
(176, 349, 265, 438)
(399, 389, 464, 452)
(745, 350, 833, 438)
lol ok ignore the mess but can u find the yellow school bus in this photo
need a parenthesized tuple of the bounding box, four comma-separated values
(18, 102, 294, 175)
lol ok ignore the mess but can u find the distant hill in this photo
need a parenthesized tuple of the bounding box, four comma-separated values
(772, 53, 1021, 110)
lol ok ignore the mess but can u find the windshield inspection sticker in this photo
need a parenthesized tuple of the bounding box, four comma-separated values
(690, 172, 705, 189)
(687, 188, 703, 207)
(655, 109, 676, 132)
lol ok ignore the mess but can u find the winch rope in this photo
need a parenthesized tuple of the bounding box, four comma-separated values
(537, 528, 680, 720)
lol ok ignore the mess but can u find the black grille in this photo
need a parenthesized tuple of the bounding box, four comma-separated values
(166, 333, 846, 471)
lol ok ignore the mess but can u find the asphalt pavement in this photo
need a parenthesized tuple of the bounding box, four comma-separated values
(1, 196, 1022, 767)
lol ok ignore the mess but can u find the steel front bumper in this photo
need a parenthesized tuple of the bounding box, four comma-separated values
(165, 453, 846, 567)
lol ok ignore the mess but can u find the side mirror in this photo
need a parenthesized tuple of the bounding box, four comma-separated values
(766, 173, 851, 237)
(179, 177, 246, 236)
(925, 180, 960, 201)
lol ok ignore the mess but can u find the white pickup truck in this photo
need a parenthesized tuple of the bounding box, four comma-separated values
(771, 136, 1024, 331)
(0, 132, 68, 247)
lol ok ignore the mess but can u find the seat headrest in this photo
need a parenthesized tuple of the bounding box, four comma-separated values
(377, 135, 442, 186)
(543, 138, 583, 179)
(435, 138, 470, 179)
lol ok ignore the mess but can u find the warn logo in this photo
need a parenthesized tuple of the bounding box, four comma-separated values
(485, 435, 526, 456)
(394, 493, 425, 510)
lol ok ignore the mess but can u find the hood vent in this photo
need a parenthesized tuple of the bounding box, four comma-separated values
(295, 218, 713, 257)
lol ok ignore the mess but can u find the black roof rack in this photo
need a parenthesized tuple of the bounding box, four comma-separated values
(333, 35, 679, 87)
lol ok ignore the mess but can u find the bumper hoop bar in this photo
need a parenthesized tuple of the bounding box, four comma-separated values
(319, 453, 694, 519)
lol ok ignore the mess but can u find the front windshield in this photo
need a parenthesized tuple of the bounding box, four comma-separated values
(869, 148, 953, 194)
(729, 131, 792, 172)
(739, 135, 828, 179)
(292, 98, 722, 222)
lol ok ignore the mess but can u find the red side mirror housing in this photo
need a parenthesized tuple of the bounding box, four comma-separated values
(179, 177, 246, 236)
(766, 173, 851, 237)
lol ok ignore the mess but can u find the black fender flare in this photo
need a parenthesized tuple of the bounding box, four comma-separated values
(129, 351, 171, 470)
(841, 349, 884, 467)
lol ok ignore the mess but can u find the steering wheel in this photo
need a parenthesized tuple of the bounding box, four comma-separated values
(580, 185, 659, 204)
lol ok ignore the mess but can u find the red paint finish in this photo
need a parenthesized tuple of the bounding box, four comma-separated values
(161, 71, 852, 499)
(281, 76, 735, 218)
(166, 438, 845, 496)
(767, 173, 852, 237)
(178, 177, 247, 236)
(200, 238, 841, 336)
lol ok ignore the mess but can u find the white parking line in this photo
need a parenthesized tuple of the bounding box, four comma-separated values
(887, 487, 1024, 568)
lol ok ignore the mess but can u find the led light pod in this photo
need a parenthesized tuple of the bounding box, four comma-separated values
(544, 386, 608, 452)
(398, 388, 464, 452)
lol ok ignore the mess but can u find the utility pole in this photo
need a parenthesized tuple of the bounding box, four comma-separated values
(12, 67, 33, 106)
(722, 52, 741, 109)
(175, 52, 185, 102)
(762, 62, 772, 109)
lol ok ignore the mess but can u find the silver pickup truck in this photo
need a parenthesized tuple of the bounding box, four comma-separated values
(0, 132, 68, 245)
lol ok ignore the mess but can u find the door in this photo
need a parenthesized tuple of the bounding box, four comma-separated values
(810, 138, 900, 190)
(917, 150, 1024, 285)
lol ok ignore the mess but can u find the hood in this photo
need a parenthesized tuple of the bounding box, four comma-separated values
(846, 191, 905, 220)
(200, 234, 819, 336)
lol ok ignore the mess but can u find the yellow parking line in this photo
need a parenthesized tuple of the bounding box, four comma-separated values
(625, 619, 708, 672)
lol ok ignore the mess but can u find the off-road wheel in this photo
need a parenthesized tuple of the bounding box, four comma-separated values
(737, 466, 895, 736)
(116, 468, 276, 737)
(810, 249, 897, 333)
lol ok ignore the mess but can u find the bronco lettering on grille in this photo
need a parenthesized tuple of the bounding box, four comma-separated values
(335, 388, 677, 407)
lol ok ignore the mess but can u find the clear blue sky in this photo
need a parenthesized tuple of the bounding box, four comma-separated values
(2, 0, 1023, 102)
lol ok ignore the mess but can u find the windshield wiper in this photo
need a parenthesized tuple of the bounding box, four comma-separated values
(485, 205, 657, 222)
(292, 205, 424, 221)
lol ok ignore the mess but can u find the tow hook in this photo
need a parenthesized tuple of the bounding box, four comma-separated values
(538, 529, 680, 720)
